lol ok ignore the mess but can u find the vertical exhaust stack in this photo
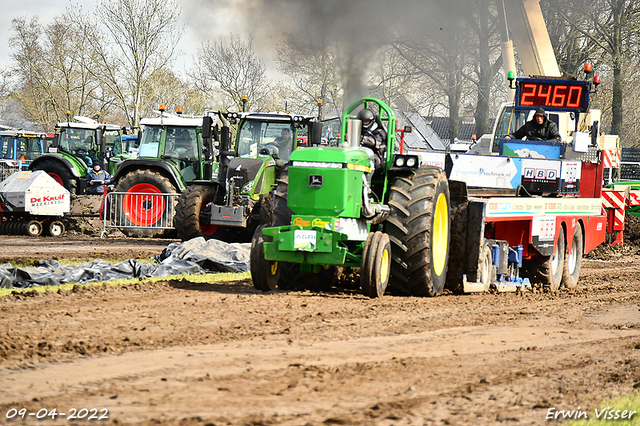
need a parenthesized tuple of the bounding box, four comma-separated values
(347, 119, 362, 148)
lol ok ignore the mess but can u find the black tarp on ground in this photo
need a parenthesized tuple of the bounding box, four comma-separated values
(0, 237, 251, 290)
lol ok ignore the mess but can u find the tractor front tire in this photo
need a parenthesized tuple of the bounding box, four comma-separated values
(250, 225, 282, 291)
(361, 231, 391, 298)
(113, 169, 177, 238)
(385, 167, 450, 296)
(175, 185, 224, 241)
(32, 161, 77, 194)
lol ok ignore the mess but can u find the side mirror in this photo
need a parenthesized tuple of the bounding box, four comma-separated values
(310, 122, 322, 145)
(202, 116, 213, 139)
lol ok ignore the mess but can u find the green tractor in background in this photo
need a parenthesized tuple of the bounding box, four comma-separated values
(111, 106, 322, 239)
(29, 114, 128, 194)
(174, 110, 322, 242)
(251, 98, 451, 298)
(110, 109, 209, 238)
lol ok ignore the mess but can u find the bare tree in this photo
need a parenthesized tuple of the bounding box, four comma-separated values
(191, 33, 268, 112)
(393, 8, 473, 142)
(275, 34, 341, 117)
(70, 0, 185, 128)
(543, 0, 640, 140)
(9, 16, 108, 130)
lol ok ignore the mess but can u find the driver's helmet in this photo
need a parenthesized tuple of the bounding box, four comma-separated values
(357, 109, 375, 132)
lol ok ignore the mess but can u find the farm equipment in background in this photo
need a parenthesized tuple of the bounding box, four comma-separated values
(29, 114, 127, 195)
(0, 130, 53, 181)
(108, 107, 206, 238)
(0, 170, 70, 237)
(107, 106, 322, 240)
(173, 110, 322, 243)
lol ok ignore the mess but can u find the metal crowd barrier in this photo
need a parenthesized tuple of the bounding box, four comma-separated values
(101, 191, 180, 238)
(0, 163, 25, 182)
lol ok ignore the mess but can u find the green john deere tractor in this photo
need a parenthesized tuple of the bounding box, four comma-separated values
(29, 114, 128, 194)
(250, 97, 451, 298)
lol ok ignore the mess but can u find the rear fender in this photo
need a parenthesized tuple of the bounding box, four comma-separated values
(112, 159, 186, 191)
(29, 153, 86, 178)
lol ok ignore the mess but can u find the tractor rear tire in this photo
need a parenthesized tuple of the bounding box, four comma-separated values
(562, 222, 583, 289)
(522, 229, 565, 291)
(113, 169, 177, 238)
(175, 185, 225, 241)
(272, 176, 292, 226)
(32, 161, 77, 194)
(361, 231, 391, 298)
(385, 167, 450, 296)
(250, 225, 282, 291)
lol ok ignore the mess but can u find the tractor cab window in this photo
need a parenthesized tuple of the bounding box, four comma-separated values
(104, 130, 122, 156)
(164, 126, 198, 162)
(1, 135, 13, 159)
(59, 127, 96, 155)
(321, 117, 341, 146)
(15, 137, 33, 160)
(138, 126, 162, 157)
(237, 121, 295, 162)
(492, 107, 528, 153)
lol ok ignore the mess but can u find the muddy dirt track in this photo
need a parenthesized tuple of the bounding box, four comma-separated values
(1, 228, 640, 425)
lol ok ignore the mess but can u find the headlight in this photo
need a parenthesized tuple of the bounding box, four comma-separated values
(406, 157, 417, 167)
(395, 157, 405, 167)
(242, 181, 255, 193)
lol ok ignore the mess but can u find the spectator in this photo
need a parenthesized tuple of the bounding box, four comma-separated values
(86, 163, 111, 194)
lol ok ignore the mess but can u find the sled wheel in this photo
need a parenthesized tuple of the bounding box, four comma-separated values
(25, 220, 43, 237)
(562, 222, 583, 289)
(48, 221, 65, 237)
(362, 232, 391, 298)
(250, 225, 281, 291)
(385, 167, 450, 296)
(479, 242, 494, 290)
(523, 229, 565, 291)
(32, 161, 78, 194)
(174, 185, 223, 241)
(113, 169, 177, 238)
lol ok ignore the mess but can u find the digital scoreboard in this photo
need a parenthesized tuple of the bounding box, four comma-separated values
(516, 79, 591, 112)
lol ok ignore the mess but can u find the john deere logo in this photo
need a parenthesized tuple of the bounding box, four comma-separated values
(309, 174, 323, 188)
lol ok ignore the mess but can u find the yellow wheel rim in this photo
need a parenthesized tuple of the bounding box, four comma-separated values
(380, 247, 389, 281)
(270, 261, 279, 276)
(432, 192, 449, 276)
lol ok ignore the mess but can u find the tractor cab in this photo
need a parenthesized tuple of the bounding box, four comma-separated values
(30, 116, 125, 194)
(0, 130, 48, 167)
(135, 115, 205, 183)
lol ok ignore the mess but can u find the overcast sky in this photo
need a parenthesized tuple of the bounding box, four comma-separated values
(0, 0, 282, 77)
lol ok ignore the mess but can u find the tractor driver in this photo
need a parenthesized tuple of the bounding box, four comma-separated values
(504, 107, 561, 142)
(358, 108, 387, 175)
(173, 129, 196, 160)
(273, 127, 293, 160)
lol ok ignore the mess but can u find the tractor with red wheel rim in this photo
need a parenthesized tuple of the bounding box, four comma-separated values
(110, 107, 322, 240)
(29, 114, 129, 195)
